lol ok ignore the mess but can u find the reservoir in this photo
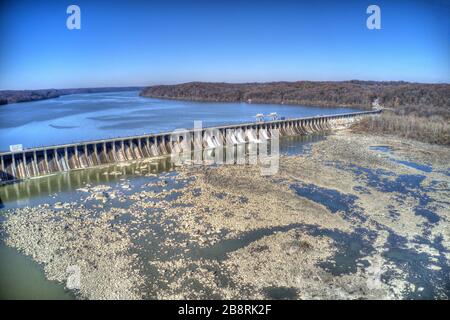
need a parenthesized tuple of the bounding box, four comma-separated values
(0, 91, 360, 151)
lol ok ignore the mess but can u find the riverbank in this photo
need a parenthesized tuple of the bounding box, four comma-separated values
(0, 87, 143, 105)
(1, 130, 449, 299)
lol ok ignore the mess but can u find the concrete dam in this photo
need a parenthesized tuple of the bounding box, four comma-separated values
(0, 110, 380, 182)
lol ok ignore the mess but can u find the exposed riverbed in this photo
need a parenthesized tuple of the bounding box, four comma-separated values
(0, 131, 449, 299)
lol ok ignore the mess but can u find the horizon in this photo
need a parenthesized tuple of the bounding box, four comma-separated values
(1, 0, 449, 90)
(2, 78, 450, 93)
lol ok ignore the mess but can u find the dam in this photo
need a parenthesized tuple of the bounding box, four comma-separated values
(0, 110, 380, 182)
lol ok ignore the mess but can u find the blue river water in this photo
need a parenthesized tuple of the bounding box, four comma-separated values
(0, 91, 360, 152)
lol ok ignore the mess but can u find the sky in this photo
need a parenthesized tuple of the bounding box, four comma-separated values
(0, 0, 449, 90)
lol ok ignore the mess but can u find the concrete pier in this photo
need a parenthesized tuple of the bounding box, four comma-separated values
(0, 110, 380, 182)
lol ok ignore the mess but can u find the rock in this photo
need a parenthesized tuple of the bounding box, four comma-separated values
(94, 192, 108, 202)
(91, 185, 111, 192)
(54, 202, 64, 209)
(287, 246, 298, 255)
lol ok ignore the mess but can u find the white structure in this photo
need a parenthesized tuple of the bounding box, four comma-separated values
(9, 144, 23, 152)
(268, 112, 278, 121)
(255, 113, 264, 122)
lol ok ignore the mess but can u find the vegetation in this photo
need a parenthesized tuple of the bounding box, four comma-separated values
(352, 111, 450, 145)
(142, 81, 450, 145)
(0, 87, 143, 105)
(141, 81, 450, 110)
(3, 81, 449, 145)
(0, 89, 60, 105)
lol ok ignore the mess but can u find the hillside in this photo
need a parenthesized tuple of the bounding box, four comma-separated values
(141, 81, 450, 118)
(0, 87, 143, 105)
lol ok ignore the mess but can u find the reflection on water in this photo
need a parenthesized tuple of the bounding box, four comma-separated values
(0, 157, 175, 209)
(279, 133, 325, 156)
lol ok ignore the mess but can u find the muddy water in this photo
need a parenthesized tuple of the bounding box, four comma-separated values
(0, 135, 323, 299)
(0, 244, 75, 300)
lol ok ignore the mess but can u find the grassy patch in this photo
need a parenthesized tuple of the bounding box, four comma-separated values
(352, 112, 450, 145)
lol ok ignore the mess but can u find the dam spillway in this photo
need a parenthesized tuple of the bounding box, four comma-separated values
(0, 110, 380, 182)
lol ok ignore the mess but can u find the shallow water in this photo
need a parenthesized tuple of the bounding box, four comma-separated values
(369, 145, 433, 172)
(0, 243, 75, 300)
(0, 91, 359, 151)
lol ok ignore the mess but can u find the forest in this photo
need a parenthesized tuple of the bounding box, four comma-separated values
(142, 81, 450, 144)
(141, 81, 450, 117)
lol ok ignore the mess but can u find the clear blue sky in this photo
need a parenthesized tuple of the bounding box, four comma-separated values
(0, 0, 449, 90)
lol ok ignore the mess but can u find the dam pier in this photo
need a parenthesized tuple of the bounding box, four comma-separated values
(0, 110, 380, 182)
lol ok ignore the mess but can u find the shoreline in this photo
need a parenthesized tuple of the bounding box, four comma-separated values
(0, 87, 143, 106)
(139, 93, 369, 110)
